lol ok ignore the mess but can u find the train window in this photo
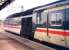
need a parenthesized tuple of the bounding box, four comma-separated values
(65, 8, 69, 30)
(49, 10, 64, 29)
(35, 12, 48, 27)
(4, 19, 9, 25)
(36, 12, 42, 27)
(5, 18, 21, 26)
(32, 12, 43, 27)
(32, 13, 37, 24)
(32, 13, 37, 29)
(37, 13, 41, 24)
(41, 12, 48, 27)
(33, 11, 48, 28)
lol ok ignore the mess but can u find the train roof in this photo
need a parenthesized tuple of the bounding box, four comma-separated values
(34, 0, 68, 11)
(7, 0, 67, 18)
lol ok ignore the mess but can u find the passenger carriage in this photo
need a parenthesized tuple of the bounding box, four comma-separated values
(4, 0, 69, 48)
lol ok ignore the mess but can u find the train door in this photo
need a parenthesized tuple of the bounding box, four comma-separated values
(65, 4, 69, 48)
(33, 11, 49, 42)
(20, 17, 33, 38)
(40, 11, 49, 42)
(48, 9, 66, 46)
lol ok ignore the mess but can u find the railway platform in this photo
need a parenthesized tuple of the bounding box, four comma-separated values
(0, 32, 34, 50)
(0, 27, 34, 50)
(0, 27, 56, 50)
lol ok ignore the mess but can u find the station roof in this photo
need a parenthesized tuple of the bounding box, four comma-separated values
(0, 0, 14, 10)
(7, 8, 34, 18)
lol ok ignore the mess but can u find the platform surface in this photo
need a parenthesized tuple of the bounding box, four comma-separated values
(0, 27, 33, 50)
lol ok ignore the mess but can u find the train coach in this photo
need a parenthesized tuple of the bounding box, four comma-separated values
(4, 0, 69, 48)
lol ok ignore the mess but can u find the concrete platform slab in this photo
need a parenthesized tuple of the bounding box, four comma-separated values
(0, 33, 33, 50)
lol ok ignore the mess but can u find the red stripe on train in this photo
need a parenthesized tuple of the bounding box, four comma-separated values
(36, 29, 69, 36)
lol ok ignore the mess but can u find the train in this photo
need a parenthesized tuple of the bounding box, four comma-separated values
(4, 0, 69, 48)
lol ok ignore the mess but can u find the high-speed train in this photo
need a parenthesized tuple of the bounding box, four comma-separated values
(4, 0, 69, 48)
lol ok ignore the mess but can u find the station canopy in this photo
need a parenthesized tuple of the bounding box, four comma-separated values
(0, 0, 14, 10)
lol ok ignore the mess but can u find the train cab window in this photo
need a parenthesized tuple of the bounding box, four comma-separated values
(49, 10, 64, 29)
